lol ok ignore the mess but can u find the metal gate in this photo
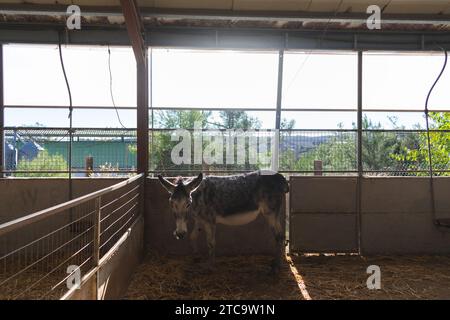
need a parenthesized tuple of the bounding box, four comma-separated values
(288, 176, 359, 253)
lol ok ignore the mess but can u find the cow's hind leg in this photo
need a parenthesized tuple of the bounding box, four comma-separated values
(262, 196, 286, 274)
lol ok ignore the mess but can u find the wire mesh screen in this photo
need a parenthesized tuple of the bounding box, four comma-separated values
(0, 201, 96, 300)
(98, 177, 141, 257)
(0, 174, 143, 300)
(362, 130, 450, 176)
(279, 130, 358, 174)
(4, 128, 137, 177)
(149, 129, 274, 176)
(2, 127, 449, 177)
(4, 128, 69, 177)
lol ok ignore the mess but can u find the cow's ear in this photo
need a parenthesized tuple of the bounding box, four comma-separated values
(187, 173, 203, 193)
(157, 175, 176, 194)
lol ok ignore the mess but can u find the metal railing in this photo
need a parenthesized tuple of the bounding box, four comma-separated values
(0, 173, 143, 300)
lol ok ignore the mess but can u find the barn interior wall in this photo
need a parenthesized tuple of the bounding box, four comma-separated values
(361, 177, 450, 254)
(0, 178, 125, 223)
(3, 176, 450, 257)
(290, 176, 450, 254)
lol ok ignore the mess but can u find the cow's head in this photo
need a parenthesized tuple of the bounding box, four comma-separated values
(157, 173, 203, 240)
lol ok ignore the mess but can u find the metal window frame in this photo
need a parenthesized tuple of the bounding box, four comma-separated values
(0, 45, 449, 177)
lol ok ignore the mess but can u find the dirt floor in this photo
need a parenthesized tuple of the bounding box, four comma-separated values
(123, 253, 450, 300)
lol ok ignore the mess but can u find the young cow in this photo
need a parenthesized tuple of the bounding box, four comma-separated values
(158, 170, 289, 273)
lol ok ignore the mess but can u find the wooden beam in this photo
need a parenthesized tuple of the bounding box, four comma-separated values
(0, 45, 4, 178)
(120, 0, 146, 66)
(136, 49, 149, 175)
(120, 0, 148, 174)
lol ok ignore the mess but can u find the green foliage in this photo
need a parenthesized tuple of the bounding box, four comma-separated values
(281, 132, 356, 172)
(280, 115, 425, 175)
(215, 110, 261, 130)
(148, 109, 449, 176)
(396, 113, 450, 176)
(149, 110, 284, 175)
(150, 110, 211, 174)
(15, 150, 68, 177)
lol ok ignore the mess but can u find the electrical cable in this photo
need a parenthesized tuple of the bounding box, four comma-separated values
(108, 45, 127, 129)
(58, 31, 73, 203)
(58, 35, 73, 120)
(424, 45, 448, 229)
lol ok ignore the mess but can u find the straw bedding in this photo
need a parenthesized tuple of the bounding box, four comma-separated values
(123, 252, 302, 300)
(124, 253, 450, 300)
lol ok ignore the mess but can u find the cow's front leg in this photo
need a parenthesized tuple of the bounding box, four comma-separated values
(189, 219, 202, 263)
(203, 221, 216, 269)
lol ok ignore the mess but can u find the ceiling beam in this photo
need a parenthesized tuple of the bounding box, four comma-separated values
(1, 4, 450, 24)
(120, 0, 146, 65)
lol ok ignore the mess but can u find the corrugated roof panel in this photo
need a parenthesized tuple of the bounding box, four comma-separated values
(151, 0, 233, 10)
(383, 0, 450, 14)
(233, 0, 310, 11)
(1, 0, 121, 5)
(304, 0, 344, 12)
(3, 0, 450, 15)
(337, 0, 392, 13)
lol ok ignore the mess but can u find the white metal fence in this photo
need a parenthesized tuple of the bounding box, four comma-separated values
(0, 173, 143, 300)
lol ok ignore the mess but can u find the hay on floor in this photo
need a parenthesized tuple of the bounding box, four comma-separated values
(291, 254, 450, 300)
(124, 253, 450, 300)
(123, 252, 302, 300)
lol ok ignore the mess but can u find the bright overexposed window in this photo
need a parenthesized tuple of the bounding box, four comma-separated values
(151, 49, 278, 109)
(363, 52, 450, 110)
(282, 51, 357, 109)
(4, 44, 136, 127)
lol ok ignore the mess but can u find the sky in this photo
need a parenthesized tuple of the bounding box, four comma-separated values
(3, 44, 450, 130)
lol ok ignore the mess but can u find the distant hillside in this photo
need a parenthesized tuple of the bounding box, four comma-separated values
(280, 134, 331, 159)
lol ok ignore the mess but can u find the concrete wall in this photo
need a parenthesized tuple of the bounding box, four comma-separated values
(98, 215, 144, 300)
(0, 178, 125, 223)
(4, 175, 450, 261)
(361, 177, 450, 254)
(145, 178, 280, 256)
(289, 176, 450, 254)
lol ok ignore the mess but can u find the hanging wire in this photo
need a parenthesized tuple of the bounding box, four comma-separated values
(58, 33, 74, 221)
(58, 31, 73, 202)
(285, 0, 344, 92)
(108, 45, 127, 129)
(424, 45, 448, 228)
(55, 33, 73, 143)
(58, 36, 73, 120)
